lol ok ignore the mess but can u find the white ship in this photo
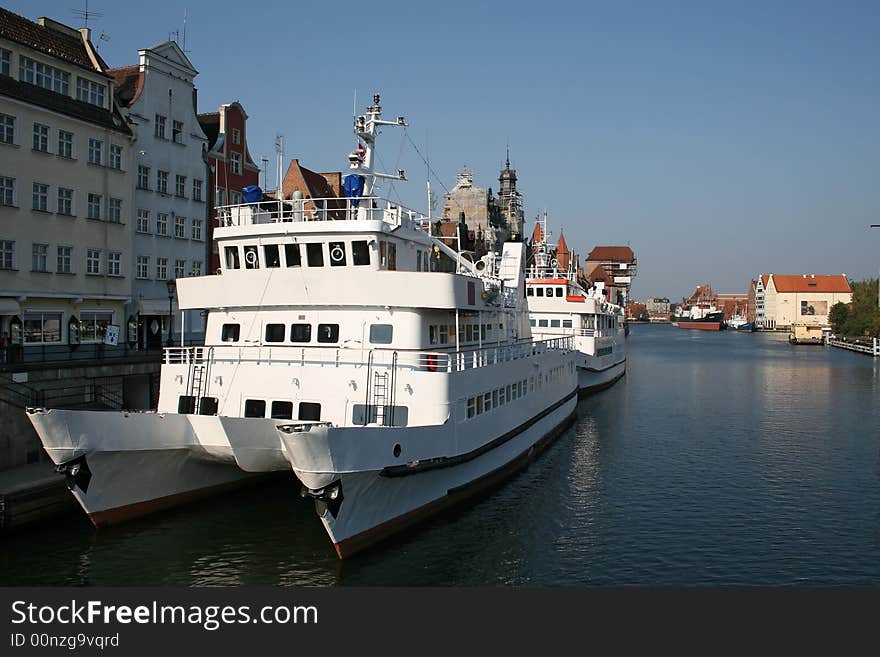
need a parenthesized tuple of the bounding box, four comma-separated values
(28, 94, 579, 558)
(525, 212, 626, 393)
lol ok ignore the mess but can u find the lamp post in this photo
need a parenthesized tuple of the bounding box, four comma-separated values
(166, 278, 176, 347)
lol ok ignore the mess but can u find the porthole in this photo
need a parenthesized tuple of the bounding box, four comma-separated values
(393, 443, 401, 458)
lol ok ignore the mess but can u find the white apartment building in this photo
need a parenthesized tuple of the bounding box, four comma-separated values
(0, 10, 134, 362)
(110, 42, 210, 349)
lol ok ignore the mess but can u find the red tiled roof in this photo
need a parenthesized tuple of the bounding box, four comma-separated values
(587, 245, 634, 262)
(530, 221, 543, 243)
(771, 274, 851, 293)
(760, 274, 769, 287)
(108, 65, 142, 107)
(0, 8, 101, 72)
(556, 233, 569, 253)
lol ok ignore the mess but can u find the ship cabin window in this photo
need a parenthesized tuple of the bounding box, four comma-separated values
(221, 323, 240, 342)
(329, 242, 346, 266)
(271, 401, 293, 420)
(299, 402, 321, 421)
(265, 323, 285, 342)
(243, 245, 259, 269)
(352, 404, 408, 426)
(379, 241, 397, 270)
(538, 319, 549, 327)
(285, 244, 301, 267)
(352, 240, 370, 266)
(317, 323, 339, 343)
(556, 287, 564, 297)
(439, 325, 449, 344)
(551, 319, 561, 328)
(369, 324, 393, 344)
(200, 397, 219, 415)
(264, 244, 281, 268)
(429, 325, 437, 345)
(244, 399, 266, 418)
(178, 395, 196, 414)
(535, 288, 544, 297)
(480, 324, 487, 340)
(306, 243, 324, 267)
(290, 324, 312, 342)
(526, 287, 534, 296)
(530, 319, 536, 327)
(562, 320, 573, 328)
(225, 246, 240, 269)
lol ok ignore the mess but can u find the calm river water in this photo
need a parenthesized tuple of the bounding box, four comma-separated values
(2, 324, 879, 585)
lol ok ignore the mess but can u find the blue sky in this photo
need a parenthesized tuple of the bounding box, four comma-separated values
(8, 0, 880, 299)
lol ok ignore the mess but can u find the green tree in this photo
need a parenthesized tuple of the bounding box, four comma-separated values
(828, 302, 849, 335)
(839, 279, 880, 337)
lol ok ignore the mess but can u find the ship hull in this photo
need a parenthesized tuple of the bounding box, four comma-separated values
(281, 388, 578, 559)
(578, 359, 626, 395)
(674, 321, 723, 331)
(26, 409, 278, 526)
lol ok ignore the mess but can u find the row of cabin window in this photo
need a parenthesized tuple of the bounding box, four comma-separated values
(428, 322, 496, 345)
(221, 322, 393, 345)
(596, 346, 613, 357)
(530, 319, 574, 328)
(224, 240, 399, 271)
(527, 286, 566, 297)
(244, 399, 322, 420)
(466, 378, 530, 419)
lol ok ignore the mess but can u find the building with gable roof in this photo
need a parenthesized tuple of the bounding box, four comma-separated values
(0, 8, 134, 360)
(110, 41, 210, 349)
(759, 273, 851, 330)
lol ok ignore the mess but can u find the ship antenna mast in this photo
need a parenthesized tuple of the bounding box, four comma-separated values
(349, 93, 407, 197)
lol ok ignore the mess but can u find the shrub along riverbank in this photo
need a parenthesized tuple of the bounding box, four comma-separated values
(829, 279, 880, 338)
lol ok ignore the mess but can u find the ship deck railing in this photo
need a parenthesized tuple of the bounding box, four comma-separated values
(533, 327, 618, 338)
(214, 196, 432, 231)
(163, 336, 574, 373)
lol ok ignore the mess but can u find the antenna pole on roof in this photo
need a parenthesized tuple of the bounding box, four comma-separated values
(182, 9, 187, 52)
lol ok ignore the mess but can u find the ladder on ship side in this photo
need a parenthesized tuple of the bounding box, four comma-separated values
(186, 347, 212, 413)
(364, 351, 398, 426)
(372, 371, 388, 426)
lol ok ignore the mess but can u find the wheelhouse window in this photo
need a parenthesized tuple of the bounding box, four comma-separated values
(369, 324, 393, 344)
(298, 402, 321, 421)
(306, 243, 324, 267)
(556, 287, 564, 297)
(285, 244, 301, 267)
(538, 319, 549, 327)
(271, 401, 293, 420)
(290, 324, 311, 343)
(550, 319, 561, 328)
(352, 240, 370, 266)
(328, 241, 346, 266)
(317, 324, 339, 343)
(243, 245, 259, 269)
(536, 288, 544, 297)
(244, 399, 266, 418)
(221, 324, 240, 342)
(562, 320, 573, 328)
(265, 323, 285, 342)
(526, 287, 534, 296)
(225, 246, 240, 269)
(264, 244, 280, 268)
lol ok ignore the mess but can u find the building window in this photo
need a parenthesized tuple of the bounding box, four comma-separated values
(157, 213, 168, 235)
(0, 240, 14, 269)
(137, 165, 150, 189)
(86, 248, 102, 275)
(76, 78, 105, 107)
(137, 208, 150, 233)
(230, 151, 241, 175)
(136, 256, 149, 279)
(107, 252, 121, 277)
(0, 177, 14, 206)
(58, 130, 73, 158)
(88, 138, 103, 165)
(57, 187, 73, 215)
(33, 123, 49, 152)
(232, 128, 240, 145)
(157, 170, 168, 194)
(215, 187, 226, 206)
(175, 174, 186, 197)
(109, 144, 122, 170)
(32, 243, 48, 271)
(155, 114, 166, 139)
(191, 218, 202, 241)
(0, 49, 10, 77)
(0, 114, 14, 144)
(174, 215, 186, 238)
(19, 57, 69, 95)
(23, 312, 62, 344)
(175, 259, 185, 279)
(191, 260, 202, 276)
(87, 193, 102, 220)
(80, 312, 112, 343)
(56, 246, 72, 273)
(32, 183, 48, 211)
(156, 257, 168, 280)
(230, 190, 241, 205)
(108, 198, 122, 223)
(172, 120, 183, 144)
(192, 179, 203, 201)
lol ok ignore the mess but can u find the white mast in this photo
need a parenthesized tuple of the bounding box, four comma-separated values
(349, 93, 407, 197)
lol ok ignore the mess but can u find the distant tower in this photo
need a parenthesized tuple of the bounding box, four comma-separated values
(498, 147, 523, 240)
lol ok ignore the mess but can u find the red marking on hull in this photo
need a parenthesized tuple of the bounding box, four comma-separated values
(566, 295, 585, 302)
(675, 322, 722, 331)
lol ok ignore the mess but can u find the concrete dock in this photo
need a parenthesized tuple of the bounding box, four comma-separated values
(0, 462, 76, 531)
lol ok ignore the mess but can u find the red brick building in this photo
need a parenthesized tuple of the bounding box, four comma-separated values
(197, 102, 260, 273)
